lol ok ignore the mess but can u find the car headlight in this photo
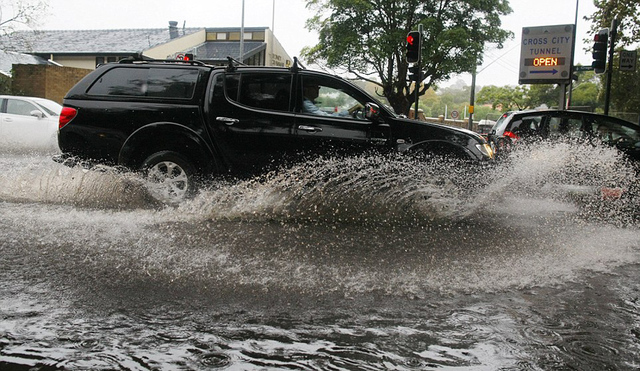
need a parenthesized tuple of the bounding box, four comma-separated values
(476, 143, 494, 159)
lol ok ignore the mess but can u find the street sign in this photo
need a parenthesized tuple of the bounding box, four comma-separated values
(619, 50, 637, 72)
(573, 65, 593, 72)
(519, 24, 575, 84)
(450, 110, 459, 119)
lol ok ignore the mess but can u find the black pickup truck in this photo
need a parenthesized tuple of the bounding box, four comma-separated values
(57, 58, 493, 204)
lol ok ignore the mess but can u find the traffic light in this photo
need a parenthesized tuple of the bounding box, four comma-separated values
(184, 53, 194, 61)
(406, 31, 421, 63)
(592, 28, 608, 74)
(408, 65, 423, 82)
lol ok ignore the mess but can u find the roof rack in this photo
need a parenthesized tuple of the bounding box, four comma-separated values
(290, 57, 305, 72)
(119, 53, 207, 66)
(225, 56, 247, 72)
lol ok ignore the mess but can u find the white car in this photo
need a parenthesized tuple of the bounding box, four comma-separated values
(0, 95, 62, 153)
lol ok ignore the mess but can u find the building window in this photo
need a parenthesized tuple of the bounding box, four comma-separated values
(216, 32, 226, 40)
(244, 32, 252, 40)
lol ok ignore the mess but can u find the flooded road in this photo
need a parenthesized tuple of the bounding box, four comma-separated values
(1, 144, 639, 370)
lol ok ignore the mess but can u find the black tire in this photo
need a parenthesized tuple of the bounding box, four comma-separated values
(141, 151, 197, 205)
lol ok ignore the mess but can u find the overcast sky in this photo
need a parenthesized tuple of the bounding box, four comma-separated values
(37, 0, 597, 87)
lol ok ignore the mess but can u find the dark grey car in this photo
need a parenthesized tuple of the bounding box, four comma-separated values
(488, 109, 640, 162)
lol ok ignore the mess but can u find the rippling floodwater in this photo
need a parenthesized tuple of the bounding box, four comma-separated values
(1, 143, 639, 370)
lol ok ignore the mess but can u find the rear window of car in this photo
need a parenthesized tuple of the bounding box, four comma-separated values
(87, 67, 199, 99)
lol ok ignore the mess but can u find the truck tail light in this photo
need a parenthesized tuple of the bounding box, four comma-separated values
(59, 107, 77, 129)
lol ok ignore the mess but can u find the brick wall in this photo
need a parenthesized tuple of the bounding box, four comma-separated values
(11, 64, 91, 104)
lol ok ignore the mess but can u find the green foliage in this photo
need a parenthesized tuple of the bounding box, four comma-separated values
(302, 0, 512, 116)
(586, 1, 639, 117)
(418, 82, 504, 121)
(585, 0, 640, 47)
(570, 69, 601, 111)
(476, 85, 530, 111)
(607, 51, 640, 117)
(0, 73, 10, 93)
(475, 71, 601, 113)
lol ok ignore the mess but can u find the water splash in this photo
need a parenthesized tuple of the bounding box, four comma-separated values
(1, 147, 639, 371)
(181, 154, 481, 225)
(0, 155, 159, 209)
(0, 143, 637, 226)
(478, 141, 638, 225)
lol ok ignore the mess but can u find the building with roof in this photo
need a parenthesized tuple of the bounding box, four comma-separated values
(0, 50, 58, 94)
(0, 50, 56, 77)
(2, 22, 293, 71)
(0, 22, 294, 102)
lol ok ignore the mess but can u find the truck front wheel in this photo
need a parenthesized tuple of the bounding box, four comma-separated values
(141, 151, 197, 205)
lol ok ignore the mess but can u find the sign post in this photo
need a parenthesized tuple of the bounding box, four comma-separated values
(573, 65, 593, 72)
(619, 50, 637, 72)
(519, 24, 575, 85)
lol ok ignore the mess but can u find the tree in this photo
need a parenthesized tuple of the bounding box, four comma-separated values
(569, 69, 600, 111)
(585, 0, 640, 47)
(586, 1, 640, 116)
(476, 84, 561, 111)
(302, 0, 512, 116)
(0, 1, 48, 34)
(0, 0, 49, 52)
(525, 84, 560, 108)
(608, 52, 640, 119)
(476, 85, 528, 111)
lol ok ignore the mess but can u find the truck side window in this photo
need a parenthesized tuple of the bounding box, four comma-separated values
(224, 74, 240, 101)
(300, 76, 367, 119)
(226, 73, 291, 112)
(87, 67, 198, 99)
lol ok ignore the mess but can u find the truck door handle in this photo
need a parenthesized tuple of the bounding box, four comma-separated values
(298, 125, 323, 133)
(216, 117, 239, 126)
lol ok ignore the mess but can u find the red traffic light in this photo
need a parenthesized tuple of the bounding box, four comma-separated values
(406, 31, 421, 63)
(591, 28, 608, 74)
(594, 33, 607, 42)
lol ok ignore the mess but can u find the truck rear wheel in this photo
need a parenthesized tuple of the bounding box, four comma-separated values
(141, 151, 197, 205)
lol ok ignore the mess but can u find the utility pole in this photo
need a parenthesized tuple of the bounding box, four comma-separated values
(239, 0, 245, 62)
(566, 0, 580, 110)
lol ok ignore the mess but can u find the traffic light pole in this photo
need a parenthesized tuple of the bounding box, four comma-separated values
(604, 18, 618, 116)
(413, 24, 423, 119)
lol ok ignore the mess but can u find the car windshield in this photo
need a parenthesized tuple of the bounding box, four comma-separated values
(33, 98, 62, 116)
